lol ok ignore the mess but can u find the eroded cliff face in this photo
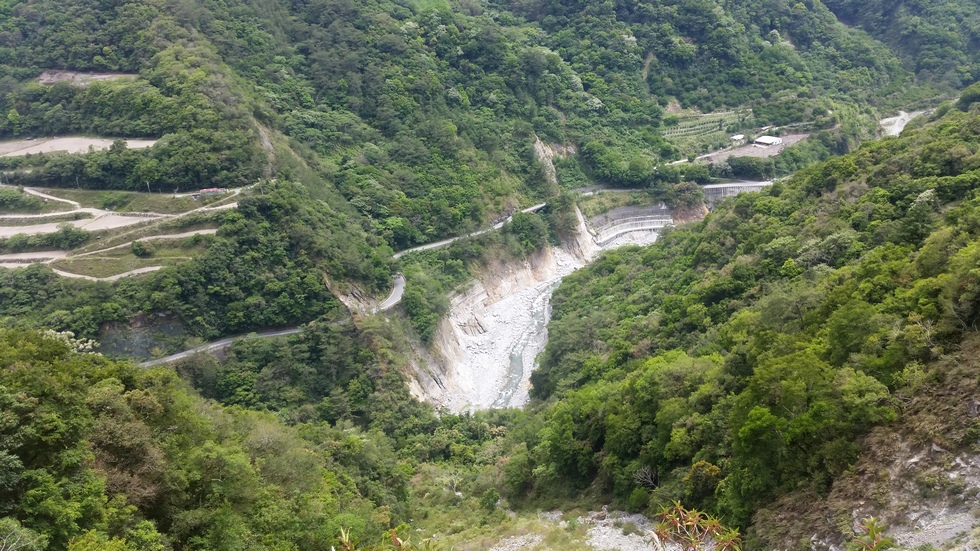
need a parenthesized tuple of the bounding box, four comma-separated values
(408, 208, 610, 412)
(532, 137, 577, 189)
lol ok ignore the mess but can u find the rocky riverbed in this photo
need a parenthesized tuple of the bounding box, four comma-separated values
(413, 209, 661, 412)
(486, 509, 671, 551)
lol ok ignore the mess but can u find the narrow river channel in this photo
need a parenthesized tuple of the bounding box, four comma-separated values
(492, 279, 560, 408)
(434, 226, 663, 413)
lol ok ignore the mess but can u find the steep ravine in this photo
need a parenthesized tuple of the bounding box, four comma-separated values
(409, 208, 661, 412)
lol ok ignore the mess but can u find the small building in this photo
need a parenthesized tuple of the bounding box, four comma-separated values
(199, 187, 227, 197)
(730, 134, 745, 144)
(753, 136, 783, 147)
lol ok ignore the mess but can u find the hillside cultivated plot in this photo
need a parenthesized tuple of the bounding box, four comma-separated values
(0, 137, 157, 157)
(662, 110, 750, 139)
(662, 110, 754, 155)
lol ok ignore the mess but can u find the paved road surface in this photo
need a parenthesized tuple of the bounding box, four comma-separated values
(376, 273, 406, 312)
(138, 204, 554, 366)
(139, 327, 303, 367)
(393, 203, 547, 259)
(137, 185, 775, 366)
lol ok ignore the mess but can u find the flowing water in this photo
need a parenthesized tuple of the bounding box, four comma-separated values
(492, 279, 559, 408)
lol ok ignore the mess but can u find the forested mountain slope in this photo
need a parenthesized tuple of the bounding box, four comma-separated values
(0, 182, 391, 339)
(3, 1, 980, 549)
(520, 88, 980, 540)
(0, 328, 431, 550)
(0, 0, 964, 253)
(2, 0, 968, 343)
(822, 0, 980, 90)
(5, 89, 980, 551)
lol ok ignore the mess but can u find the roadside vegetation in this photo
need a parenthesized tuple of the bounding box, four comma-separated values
(7, 85, 978, 551)
(48, 235, 214, 279)
(0, 224, 90, 253)
(0, 181, 389, 339)
(0, 187, 44, 213)
(0, 0, 965, 252)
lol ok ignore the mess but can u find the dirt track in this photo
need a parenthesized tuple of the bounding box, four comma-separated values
(0, 186, 238, 238)
(37, 70, 135, 86)
(0, 137, 156, 157)
(50, 266, 163, 282)
(73, 229, 218, 257)
(0, 186, 233, 278)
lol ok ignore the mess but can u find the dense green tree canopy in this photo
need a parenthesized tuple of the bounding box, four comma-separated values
(0, 328, 417, 550)
(2, 1, 980, 549)
(822, 0, 980, 90)
(525, 99, 980, 529)
(0, 0, 967, 249)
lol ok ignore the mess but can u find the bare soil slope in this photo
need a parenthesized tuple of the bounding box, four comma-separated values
(0, 137, 156, 157)
(37, 69, 135, 86)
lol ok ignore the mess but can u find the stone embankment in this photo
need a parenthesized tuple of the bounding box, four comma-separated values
(702, 181, 772, 207)
(586, 204, 674, 245)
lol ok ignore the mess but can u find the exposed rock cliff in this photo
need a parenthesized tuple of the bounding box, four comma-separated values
(410, 206, 644, 412)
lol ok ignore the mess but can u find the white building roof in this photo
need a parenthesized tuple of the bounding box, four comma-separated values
(754, 135, 782, 145)
(731, 134, 745, 141)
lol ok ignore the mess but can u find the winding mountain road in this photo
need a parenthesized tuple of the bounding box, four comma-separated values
(0, 228, 220, 277)
(375, 273, 406, 312)
(72, 229, 218, 257)
(0, 186, 239, 277)
(138, 327, 304, 368)
(392, 203, 547, 259)
(0, 186, 240, 238)
(141, 202, 550, 366)
(107, 183, 770, 367)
